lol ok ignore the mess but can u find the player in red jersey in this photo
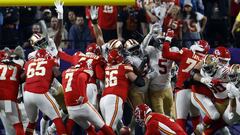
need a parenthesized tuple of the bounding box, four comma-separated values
(58, 43, 105, 107)
(62, 59, 114, 135)
(162, 29, 209, 131)
(0, 53, 25, 135)
(23, 49, 66, 135)
(100, 49, 145, 131)
(134, 104, 186, 135)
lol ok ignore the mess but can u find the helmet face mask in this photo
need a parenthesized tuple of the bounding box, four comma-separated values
(30, 34, 48, 50)
(218, 58, 229, 67)
(35, 37, 48, 49)
(213, 46, 231, 67)
(229, 64, 240, 85)
(202, 55, 218, 75)
(127, 44, 140, 56)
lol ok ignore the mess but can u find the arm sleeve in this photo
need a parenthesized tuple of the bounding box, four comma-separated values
(58, 51, 75, 65)
(95, 64, 105, 81)
(140, 33, 153, 54)
(162, 41, 182, 62)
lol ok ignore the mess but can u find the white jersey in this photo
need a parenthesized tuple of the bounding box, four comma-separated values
(144, 46, 177, 90)
(200, 66, 229, 99)
(28, 38, 58, 60)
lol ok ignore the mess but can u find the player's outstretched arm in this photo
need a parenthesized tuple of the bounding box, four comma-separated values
(140, 23, 160, 52)
(90, 6, 105, 46)
(162, 29, 181, 62)
(54, 0, 64, 48)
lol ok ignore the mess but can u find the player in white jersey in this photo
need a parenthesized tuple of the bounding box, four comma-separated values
(222, 64, 240, 126)
(139, 23, 179, 117)
(191, 54, 231, 135)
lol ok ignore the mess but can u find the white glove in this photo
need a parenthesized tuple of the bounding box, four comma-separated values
(150, 23, 161, 37)
(200, 77, 213, 87)
(227, 83, 240, 98)
(90, 6, 98, 21)
(54, 0, 64, 19)
(228, 112, 234, 120)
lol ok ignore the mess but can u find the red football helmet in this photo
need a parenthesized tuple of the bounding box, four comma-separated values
(86, 43, 101, 55)
(107, 49, 123, 65)
(213, 46, 231, 67)
(36, 49, 52, 59)
(134, 104, 152, 127)
(191, 39, 210, 54)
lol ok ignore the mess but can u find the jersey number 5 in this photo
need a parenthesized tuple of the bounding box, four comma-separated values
(105, 70, 118, 87)
(27, 61, 47, 78)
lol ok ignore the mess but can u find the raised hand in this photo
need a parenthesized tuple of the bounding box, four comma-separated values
(54, 0, 64, 19)
(90, 6, 98, 21)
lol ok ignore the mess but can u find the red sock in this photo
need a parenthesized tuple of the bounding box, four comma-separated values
(191, 116, 201, 130)
(66, 119, 75, 135)
(13, 122, 24, 135)
(98, 125, 115, 135)
(25, 122, 36, 135)
(203, 118, 227, 135)
(86, 125, 97, 135)
(203, 115, 213, 126)
(176, 119, 186, 132)
(53, 118, 67, 135)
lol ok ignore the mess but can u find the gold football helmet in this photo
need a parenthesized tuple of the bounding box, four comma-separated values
(108, 39, 123, 50)
(229, 64, 240, 85)
(124, 39, 140, 55)
(29, 33, 48, 49)
(202, 54, 218, 74)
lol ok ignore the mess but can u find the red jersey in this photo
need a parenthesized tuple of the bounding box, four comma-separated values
(58, 51, 105, 83)
(62, 67, 89, 106)
(162, 42, 205, 90)
(98, 6, 118, 30)
(145, 113, 186, 135)
(0, 62, 22, 101)
(102, 63, 133, 102)
(24, 58, 57, 94)
(192, 83, 214, 99)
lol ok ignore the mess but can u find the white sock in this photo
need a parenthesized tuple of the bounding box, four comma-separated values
(40, 118, 49, 135)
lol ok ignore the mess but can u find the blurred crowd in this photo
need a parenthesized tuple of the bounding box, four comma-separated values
(0, 0, 239, 51)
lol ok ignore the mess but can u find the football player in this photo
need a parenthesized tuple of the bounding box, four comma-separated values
(162, 29, 209, 131)
(223, 64, 240, 125)
(0, 49, 25, 135)
(100, 49, 145, 132)
(62, 55, 114, 135)
(134, 104, 186, 135)
(190, 53, 231, 135)
(58, 43, 105, 108)
(140, 23, 179, 117)
(23, 49, 67, 135)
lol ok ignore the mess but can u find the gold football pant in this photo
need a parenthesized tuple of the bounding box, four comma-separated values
(149, 87, 174, 117)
